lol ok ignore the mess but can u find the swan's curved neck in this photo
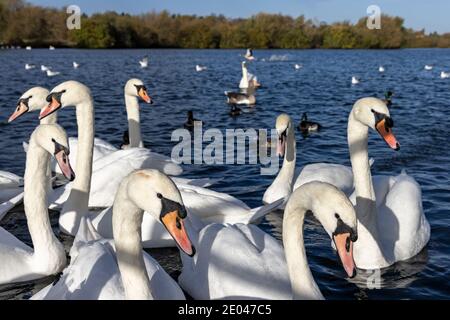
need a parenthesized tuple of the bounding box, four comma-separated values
(113, 178, 152, 300)
(125, 95, 143, 148)
(348, 112, 388, 266)
(242, 65, 248, 84)
(283, 191, 323, 300)
(24, 137, 65, 264)
(267, 126, 296, 198)
(61, 99, 94, 234)
(39, 112, 57, 125)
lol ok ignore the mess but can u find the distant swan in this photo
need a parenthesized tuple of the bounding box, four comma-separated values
(351, 76, 360, 85)
(441, 71, 450, 79)
(424, 65, 433, 70)
(244, 48, 255, 60)
(46, 69, 60, 77)
(73, 61, 80, 69)
(25, 64, 35, 70)
(139, 56, 149, 68)
(195, 65, 207, 72)
(379, 66, 385, 73)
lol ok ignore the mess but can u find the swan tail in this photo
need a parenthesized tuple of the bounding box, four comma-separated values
(22, 141, 29, 153)
(248, 198, 285, 224)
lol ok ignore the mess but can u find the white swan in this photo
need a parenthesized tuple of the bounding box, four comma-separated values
(440, 71, 450, 79)
(343, 97, 429, 268)
(263, 114, 354, 206)
(25, 63, 35, 70)
(379, 66, 385, 73)
(239, 61, 260, 89)
(121, 78, 153, 149)
(0, 124, 74, 285)
(39, 81, 182, 235)
(424, 65, 433, 71)
(351, 76, 360, 85)
(41, 65, 50, 72)
(294, 64, 302, 70)
(73, 61, 80, 69)
(46, 69, 60, 77)
(178, 180, 358, 299)
(244, 48, 255, 60)
(195, 65, 207, 72)
(31, 170, 193, 300)
(139, 56, 148, 68)
(268, 99, 430, 269)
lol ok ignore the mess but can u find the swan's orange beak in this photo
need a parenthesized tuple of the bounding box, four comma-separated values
(55, 150, 75, 181)
(8, 101, 28, 123)
(161, 210, 195, 257)
(40, 96, 61, 120)
(138, 88, 153, 104)
(333, 233, 356, 278)
(376, 118, 400, 151)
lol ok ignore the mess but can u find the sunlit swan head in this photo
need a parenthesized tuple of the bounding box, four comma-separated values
(33, 124, 74, 181)
(275, 113, 292, 157)
(9, 87, 49, 122)
(351, 97, 400, 150)
(124, 169, 195, 257)
(125, 78, 153, 104)
(40, 81, 91, 119)
(286, 182, 358, 277)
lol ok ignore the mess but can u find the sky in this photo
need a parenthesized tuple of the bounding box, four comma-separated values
(28, 0, 450, 34)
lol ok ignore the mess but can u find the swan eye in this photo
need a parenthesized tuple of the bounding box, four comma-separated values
(335, 213, 340, 219)
(157, 193, 163, 199)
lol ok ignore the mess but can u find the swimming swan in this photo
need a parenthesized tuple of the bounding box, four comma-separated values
(178, 181, 358, 299)
(0, 124, 74, 285)
(31, 169, 194, 300)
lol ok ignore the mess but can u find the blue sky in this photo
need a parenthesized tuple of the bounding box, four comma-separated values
(29, 0, 449, 33)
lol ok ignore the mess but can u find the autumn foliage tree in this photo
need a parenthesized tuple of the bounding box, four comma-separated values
(0, 0, 448, 49)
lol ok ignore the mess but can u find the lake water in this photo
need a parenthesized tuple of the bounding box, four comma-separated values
(0, 48, 449, 299)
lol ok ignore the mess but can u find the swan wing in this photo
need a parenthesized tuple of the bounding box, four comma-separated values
(377, 172, 430, 262)
(0, 227, 34, 285)
(86, 148, 182, 207)
(0, 191, 24, 221)
(179, 223, 291, 299)
(294, 163, 354, 197)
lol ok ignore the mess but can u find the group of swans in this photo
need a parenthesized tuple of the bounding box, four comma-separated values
(264, 98, 430, 269)
(29, 168, 358, 300)
(1, 73, 430, 299)
(1, 77, 362, 299)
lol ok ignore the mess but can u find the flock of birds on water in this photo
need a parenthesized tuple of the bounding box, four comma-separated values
(0, 46, 442, 300)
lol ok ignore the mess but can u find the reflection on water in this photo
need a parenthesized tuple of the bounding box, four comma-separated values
(0, 48, 449, 299)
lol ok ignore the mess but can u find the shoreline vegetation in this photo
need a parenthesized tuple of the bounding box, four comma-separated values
(0, 0, 449, 49)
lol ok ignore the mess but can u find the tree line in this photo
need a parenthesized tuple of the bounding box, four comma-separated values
(1, 0, 449, 49)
